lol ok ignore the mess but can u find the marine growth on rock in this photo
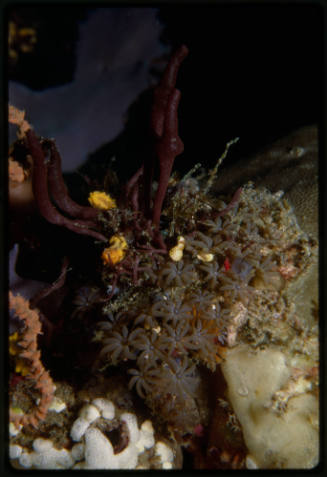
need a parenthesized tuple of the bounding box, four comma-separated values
(8, 40, 318, 471)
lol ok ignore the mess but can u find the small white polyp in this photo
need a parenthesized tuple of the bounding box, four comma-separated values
(92, 398, 115, 419)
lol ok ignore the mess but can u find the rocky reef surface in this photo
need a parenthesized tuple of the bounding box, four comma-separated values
(7, 8, 319, 469)
(9, 124, 319, 469)
(213, 125, 319, 469)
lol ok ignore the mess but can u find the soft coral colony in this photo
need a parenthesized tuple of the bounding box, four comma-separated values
(9, 46, 316, 468)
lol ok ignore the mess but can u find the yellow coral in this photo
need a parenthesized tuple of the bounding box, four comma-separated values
(9, 21, 37, 60)
(102, 235, 128, 266)
(10, 333, 31, 375)
(11, 407, 24, 416)
(88, 191, 117, 210)
(15, 358, 30, 377)
(9, 332, 20, 356)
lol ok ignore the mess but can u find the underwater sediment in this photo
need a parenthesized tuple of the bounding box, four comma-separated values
(8, 41, 319, 469)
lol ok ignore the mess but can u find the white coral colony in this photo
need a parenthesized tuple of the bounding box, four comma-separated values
(13, 398, 175, 469)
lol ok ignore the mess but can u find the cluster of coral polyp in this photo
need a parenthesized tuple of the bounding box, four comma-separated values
(8, 44, 314, 450)
(95, 178, 313, 435)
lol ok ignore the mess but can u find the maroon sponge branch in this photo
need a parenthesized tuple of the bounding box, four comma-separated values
(25, 129, 107, 242)
(30, 256, 70, 308)
(150, 45, 188, 229)
(214, 187, 243, 218)
(152, 88, 184, 228)
(122, 45, 188, 237)
(150, 44, 189, 138)
(125, 164, 144, 198)
(47, 141, 99, 221)
(124, 164, 144, 212)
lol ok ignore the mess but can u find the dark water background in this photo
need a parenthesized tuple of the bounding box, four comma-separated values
(8, 5, 322, 188)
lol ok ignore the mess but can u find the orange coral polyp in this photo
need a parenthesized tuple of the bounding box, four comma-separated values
(102, 247, 125, 266)
(102, 235, 128, 266)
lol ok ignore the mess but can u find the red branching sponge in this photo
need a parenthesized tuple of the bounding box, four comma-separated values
(9, 291, 55, 429)
(26, 129, 107, 242)
(124, 45, 189, 231)
(151, 45, 189, 229)
(47, 141, 99, 221)
(9, 105, 106, 241)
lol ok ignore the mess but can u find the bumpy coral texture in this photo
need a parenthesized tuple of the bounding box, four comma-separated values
(9, 292, 55, 429)
(96, 181, 312, 433)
